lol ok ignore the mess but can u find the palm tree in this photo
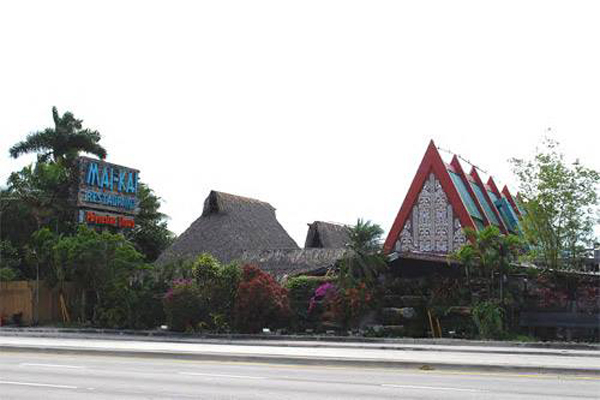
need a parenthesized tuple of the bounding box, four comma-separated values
(9, 106, 107, 165)
(452, 226, 523, 301)
(338, 219, 387, 288)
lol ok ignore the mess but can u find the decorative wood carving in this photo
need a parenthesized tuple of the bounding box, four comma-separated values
(395, 173, 466, 254)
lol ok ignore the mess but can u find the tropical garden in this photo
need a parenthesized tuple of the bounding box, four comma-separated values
(1, 108, 598, 341)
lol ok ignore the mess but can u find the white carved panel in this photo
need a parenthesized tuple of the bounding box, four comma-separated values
(395, 173, 467, 255)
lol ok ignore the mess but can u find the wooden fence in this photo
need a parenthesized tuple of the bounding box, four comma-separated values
(0, 281, 78, 325)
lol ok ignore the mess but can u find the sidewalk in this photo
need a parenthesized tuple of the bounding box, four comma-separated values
(1, 330, 598, 376)
(2, 326, 599, 350)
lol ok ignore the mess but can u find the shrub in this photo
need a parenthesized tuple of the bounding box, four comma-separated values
(472, 300, 505, 340)
(285, 276, 333, 330)
(308, 281, 375, 330)
(162, 254, 242, 332)
(0, 267, 18, 281)
(234, 264, 290, 333)
(163, 278, 204, 332)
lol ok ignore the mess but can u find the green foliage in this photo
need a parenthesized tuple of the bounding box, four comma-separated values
(472, 300, 505, 340)
(9, 106, 107, 165)
(124, 183, 175, 262)
(52, 226, 146, 324)
(0, 240, 21, 271)
(510, 138, 600, 270)
(162, 254, 242, 332)
(334, 282, 375, 329)
(348, 218, 384, 254)
(7, 162, 71, 231)
(163, 279, 202, 332)
(337, 219, 387, 289)
(0, 267, 18, 281)
(451, 226, 523, 301)
(27, 228, 60, 284)
(285, 275, 334, 329)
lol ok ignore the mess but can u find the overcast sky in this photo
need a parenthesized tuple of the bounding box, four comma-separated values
(1, 1, 599, 245)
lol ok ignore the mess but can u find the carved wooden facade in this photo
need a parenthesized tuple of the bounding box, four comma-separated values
(394, 173, 466, 254)
(384, 140, 522, 258)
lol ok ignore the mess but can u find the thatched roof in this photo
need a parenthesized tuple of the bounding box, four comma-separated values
(238, 248, 348, 280)
(305, 221, 350, 249)
(156, 190, 299, 265)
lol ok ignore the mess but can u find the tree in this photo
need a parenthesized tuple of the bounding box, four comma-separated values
(124, 183, 175, 262)
(0, 239, 21, 281)
(9, 106, 107, 166)
(510, 138, 600, 270)
(53, 226, 145, 323)
(6, 162, 69, 230)
(452, 226, 523, 339)
(348, 218, 385, 254)
(337, 219, 387, 288)
(452, 226, 522, 301)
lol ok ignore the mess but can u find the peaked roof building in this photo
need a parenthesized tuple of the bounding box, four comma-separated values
(156, 191, 349, 280)
(156, 190, 299, 265)
(383, 140, 522, 259)
(305, 221, 350, 249)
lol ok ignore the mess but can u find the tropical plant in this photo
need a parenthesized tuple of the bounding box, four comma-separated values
(163, 278, 203, 332)
(161, 254, 241, 332)
(0, 239, 21, 274)
(285, 275, 333, 330)
(52, 226, 146, 323)
(124, 183, 175, 262)
(234, 264, 290, 333)
(472, 300, 505, 339)
(191, 253, 241, 328)
(6, 162, 70, 230)
(451, 226, 523, 301)
(510, 137, 599, 270)
(9, 106, 107, 166)
(337, 219, 387, 288)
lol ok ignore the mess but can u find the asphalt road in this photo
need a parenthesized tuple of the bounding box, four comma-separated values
(1, 351, 599, 399)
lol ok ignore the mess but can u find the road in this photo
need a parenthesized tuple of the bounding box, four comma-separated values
(1, 351, 599, 399)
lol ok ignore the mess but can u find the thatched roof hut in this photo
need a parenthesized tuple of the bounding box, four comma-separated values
(305, 221, 350, 249)
(239, 248, 347, 280)
(156, 190, 299, 265)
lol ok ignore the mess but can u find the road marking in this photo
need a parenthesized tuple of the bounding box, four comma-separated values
(179, 372, 266, 380)
(169, 360, 600, 381)
(381, 384, 483, 392)
(20, 363, 85, 369)
(0, 380, 77, 389)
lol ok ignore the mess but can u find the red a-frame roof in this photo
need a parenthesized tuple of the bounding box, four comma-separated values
(384, 140, 524, 254)
(383, 140, 476, 254)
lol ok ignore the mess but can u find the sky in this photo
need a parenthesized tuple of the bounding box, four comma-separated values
(1, 1, 599, 246)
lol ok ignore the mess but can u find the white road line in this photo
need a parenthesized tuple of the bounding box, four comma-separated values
(179, 372, 266, 380)
(20, 363, 85, 369)
(0, 380, 78, 389)
(381, 384, 482, 392)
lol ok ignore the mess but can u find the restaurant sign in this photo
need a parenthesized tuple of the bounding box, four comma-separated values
(78, 210, 136, 228)
(77, 157, 140, 220)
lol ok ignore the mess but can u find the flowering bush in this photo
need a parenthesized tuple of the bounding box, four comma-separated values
(234, 264, 290, 333)
(577, 284, 600, 314)
(308, 282, 338, 314)
(285, 276, 333, 330)
(162, 254, 242, 332)
(309, 282, 374, 329)
(163, 278, 205, 332)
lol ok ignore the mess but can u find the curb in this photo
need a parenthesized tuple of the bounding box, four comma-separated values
(2, 345, 599, 377)
(1, 327, 599, 351)
(0, 331, 598, 359)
